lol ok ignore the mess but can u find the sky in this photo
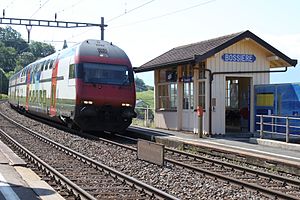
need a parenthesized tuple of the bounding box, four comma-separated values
(1, 0, 300, 86)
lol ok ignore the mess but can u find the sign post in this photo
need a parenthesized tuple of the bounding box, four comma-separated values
(197, 106, 203, 138)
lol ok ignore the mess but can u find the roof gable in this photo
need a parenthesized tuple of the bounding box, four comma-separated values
(135, 30, 297, 73)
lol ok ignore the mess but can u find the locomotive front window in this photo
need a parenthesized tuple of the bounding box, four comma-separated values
(81, 63, 133, 85)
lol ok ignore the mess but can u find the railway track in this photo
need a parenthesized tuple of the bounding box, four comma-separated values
(1, 103, 299, 199)
(84, 133, 300, 200)
(0, 112, 179, 200)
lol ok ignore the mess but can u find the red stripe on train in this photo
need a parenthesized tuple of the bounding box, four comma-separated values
(49, 60, 59, 116)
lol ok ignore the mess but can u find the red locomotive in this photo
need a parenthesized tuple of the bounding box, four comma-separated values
(8, 40, 136, 132)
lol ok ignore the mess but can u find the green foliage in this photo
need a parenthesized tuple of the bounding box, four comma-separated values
(16, 52, 36, 69)
(0, 42, 17, 72)
(29, 41, 55, 58)
(0, 26, 56, 89)
(135, 77, 148, 92)
(0, 93, 8, 99)
(147, 85, 154, 91)
(4, 70, 15, 80)
(0, 68, 8, 94)
(0, 26, 28, 53)
(136, 90, 154, 108)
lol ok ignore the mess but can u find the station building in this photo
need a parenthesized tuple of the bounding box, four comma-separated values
(135, 30, 297, 135)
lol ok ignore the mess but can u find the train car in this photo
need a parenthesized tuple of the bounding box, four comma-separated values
(254, 83, 300, 135)
(8, 39, 136, 132)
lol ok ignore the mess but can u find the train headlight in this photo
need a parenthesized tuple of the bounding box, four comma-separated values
(122, 103, 132, 107)
(83, 100, 93, 105)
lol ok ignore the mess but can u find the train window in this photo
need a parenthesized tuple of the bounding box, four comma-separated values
(49, 59, 55, 69)
(47, 59, 53, 70)
(43, 90, 46, 105)
(81, 63, 133, 85)
(37, 62, 42, 72)
(41, 60, 46, 71)
(39, 90, 42, 104)
(47, 59, 51, 70)
(35, 90, 37, 103)
(33, 90, 35, 102)
(69, 64, 75, 79)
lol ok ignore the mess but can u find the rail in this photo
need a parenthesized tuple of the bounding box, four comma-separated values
(0, 110, 179, 200)
(256, 114, 300, 143)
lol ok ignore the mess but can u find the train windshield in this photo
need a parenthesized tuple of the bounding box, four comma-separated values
(82, 63, 133, 85)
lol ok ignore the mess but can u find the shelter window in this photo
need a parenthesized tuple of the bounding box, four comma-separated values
(183, 82, 194, 109)
(158, 84, 177, 110)
(182, 65, 194, 110)
(198, 62, 206, 79)
(159, 67, 177, 83)
(157, 67, 177, 110)
(198, 81, 205, 109)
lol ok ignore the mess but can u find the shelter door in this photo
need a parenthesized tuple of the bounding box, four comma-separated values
(225, 77, 251, 133)
(182, 82, 195, 131)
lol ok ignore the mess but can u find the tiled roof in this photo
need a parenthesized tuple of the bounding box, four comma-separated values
(135, 30, 297, 72)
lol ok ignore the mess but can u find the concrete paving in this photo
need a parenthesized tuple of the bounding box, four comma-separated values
(0, 140, 64, 200)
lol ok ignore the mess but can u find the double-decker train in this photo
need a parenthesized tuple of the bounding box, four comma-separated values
(8, 39, 136, 132)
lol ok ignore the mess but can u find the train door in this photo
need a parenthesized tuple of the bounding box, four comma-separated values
(225, 77, 251, 133)
(50, 56, 59, 117)
(25, 67, 31, 111)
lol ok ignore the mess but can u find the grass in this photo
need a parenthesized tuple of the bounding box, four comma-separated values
(0, 94, 8, 99)
(136, 90, 154, 108)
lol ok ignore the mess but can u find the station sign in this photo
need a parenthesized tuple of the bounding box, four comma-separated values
(222, 53, 256, 63)
(179, 76, 193, 82)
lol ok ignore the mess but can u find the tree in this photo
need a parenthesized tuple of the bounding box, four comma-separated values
(30, 41, 55, 58)
(0, 68, 8, 94)
(0, 26, 28, 53)
(16, 52, 36, 68)
(0, 42, 16, 72)
(135, 77, 148, 92)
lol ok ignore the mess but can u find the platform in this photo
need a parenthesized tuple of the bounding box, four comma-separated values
(0, 140, 64, 200)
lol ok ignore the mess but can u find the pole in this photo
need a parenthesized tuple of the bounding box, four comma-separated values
(101, 17, 105, 40)
(286, 117, 289, 143)
(26, 25, 32, 43)
(260, 115, 263, 139)
(197, 106, 203, 138)
(198, 115, 203, 138)
(147, 106, 149, 127)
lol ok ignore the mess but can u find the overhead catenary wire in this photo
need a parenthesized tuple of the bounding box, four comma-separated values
(109, 0, 216, 29)
(30, 0, 51, 18)
(4, 0, 16, 9)
(68, 0, 156, 40)
(107, 0, 156, 23)
(56, 0, 83, 14)
(68, 0, 212, 40)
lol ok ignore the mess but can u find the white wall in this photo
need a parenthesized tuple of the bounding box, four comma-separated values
(207, 39, 270, 134)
